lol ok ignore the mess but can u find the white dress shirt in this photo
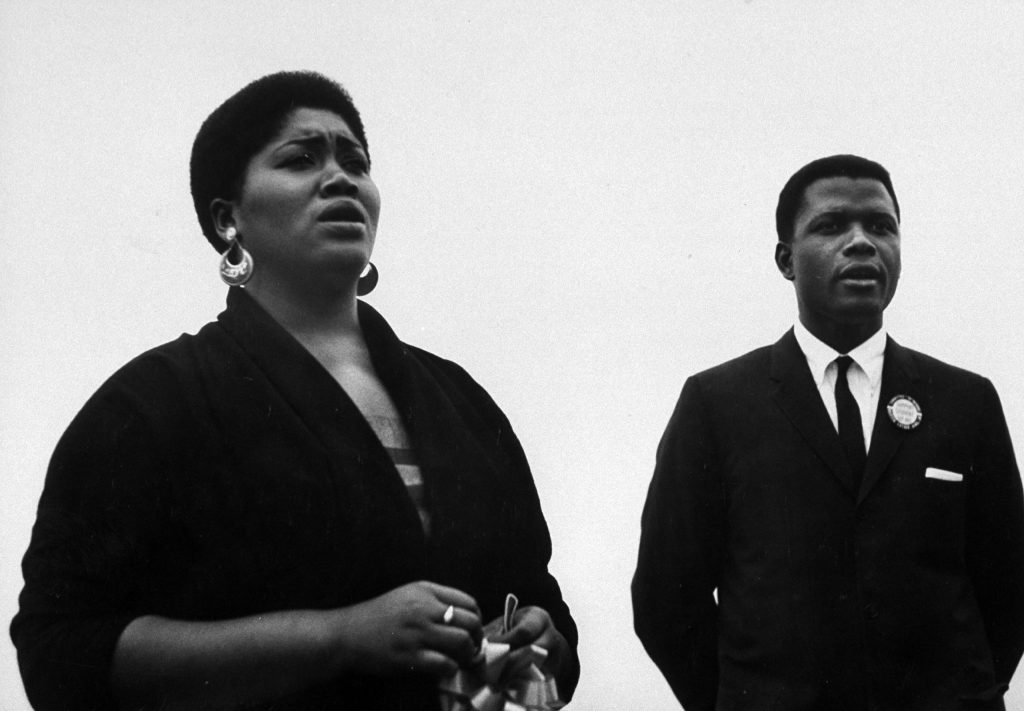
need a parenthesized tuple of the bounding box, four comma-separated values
(792, 321, 887, 452)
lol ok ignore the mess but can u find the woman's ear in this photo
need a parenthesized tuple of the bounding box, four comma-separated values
(775, 241, 795, 281)
(209, 199, 237, 246)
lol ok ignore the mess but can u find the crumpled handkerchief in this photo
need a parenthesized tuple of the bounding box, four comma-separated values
(439, 593, 565, 710)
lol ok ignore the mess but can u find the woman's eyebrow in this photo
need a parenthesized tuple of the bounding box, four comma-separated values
(276, 133, 364, 153)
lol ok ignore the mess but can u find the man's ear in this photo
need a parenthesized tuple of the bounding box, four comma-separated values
(209, 199, 237, 246)
(775, 241, 795, 281)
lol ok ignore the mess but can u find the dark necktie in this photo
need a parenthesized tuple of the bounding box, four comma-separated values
(835, 355, 867, 490)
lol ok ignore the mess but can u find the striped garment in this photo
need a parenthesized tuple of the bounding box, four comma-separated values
(365, 414, 430, 535)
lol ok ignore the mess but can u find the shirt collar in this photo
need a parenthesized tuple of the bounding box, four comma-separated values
(793, 320, 887, 387)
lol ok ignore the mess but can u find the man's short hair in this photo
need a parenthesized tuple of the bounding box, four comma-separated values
(190, 71, 368, 251)
(775, 154, 900, 243)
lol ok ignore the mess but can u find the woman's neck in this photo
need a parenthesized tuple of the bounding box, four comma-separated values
(244, 278, 365, 356)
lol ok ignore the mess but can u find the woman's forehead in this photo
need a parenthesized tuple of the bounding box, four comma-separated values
(271, 107, 360, 147)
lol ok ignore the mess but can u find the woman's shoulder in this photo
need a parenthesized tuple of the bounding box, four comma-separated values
(399, 343, 527, 447)
(402, 343, 495, 400)
(360, 301, 498, 406)
(403, 342, 473, 379)
(101, 321, 230, 394)
(68, 318, 240, 438)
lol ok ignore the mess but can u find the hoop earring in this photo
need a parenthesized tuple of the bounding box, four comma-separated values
(219, 226, 254, 286)
(357, 262, 379, 296)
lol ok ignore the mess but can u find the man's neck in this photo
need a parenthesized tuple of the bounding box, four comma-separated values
(798, 315, 883, 355)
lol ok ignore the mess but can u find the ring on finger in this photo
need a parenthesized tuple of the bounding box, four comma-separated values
(442, 604, 455, 625)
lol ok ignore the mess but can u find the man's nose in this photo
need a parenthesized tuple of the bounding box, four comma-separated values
(843, 224, 876, 254)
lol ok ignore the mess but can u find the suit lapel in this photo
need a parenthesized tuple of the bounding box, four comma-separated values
(770, 329, 858, 495)
(859, 336, 919, 502)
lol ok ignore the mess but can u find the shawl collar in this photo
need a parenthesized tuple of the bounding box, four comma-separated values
(214, 288, 509, 580)
(769, 328, 921, 502)
(356, 300, 519, 577)
(215, 288, 401, 480)
(216, 288, 427, 587)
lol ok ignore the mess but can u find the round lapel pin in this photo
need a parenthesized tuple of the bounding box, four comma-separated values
(887, 395, 922, 430)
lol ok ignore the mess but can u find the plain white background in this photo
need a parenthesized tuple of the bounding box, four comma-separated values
(2, 2, 1023, 708)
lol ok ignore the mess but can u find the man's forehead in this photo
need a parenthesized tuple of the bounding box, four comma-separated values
(800, 176, 897, 214)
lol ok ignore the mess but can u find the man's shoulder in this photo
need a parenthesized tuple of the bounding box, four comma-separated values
(690, 340, 779, 386)
(889, 340, 992, 388)
(689, 335, 993, 387)
(887, 342, 1002, 421)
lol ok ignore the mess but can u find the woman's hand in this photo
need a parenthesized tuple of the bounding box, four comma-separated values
(337, 580, 483, 678)
(112, 582, 482, 709)
(484, 605, 569, 679)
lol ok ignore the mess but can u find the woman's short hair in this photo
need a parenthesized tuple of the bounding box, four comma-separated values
(190, 70, 369, 251)
(775, 154, 900, 243)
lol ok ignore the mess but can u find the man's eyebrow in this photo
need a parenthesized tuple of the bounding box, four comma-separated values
(869, 211, 899, 224)
(812, 206, 895, 216)
(805, 209, 898, 229)
(807, 209, 845, 219)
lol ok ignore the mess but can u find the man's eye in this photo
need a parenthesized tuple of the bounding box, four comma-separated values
(816, 220, 840, 234)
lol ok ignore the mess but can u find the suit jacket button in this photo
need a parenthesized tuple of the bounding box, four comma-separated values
(864, 603, 879, 619)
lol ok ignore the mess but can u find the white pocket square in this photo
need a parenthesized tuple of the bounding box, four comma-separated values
(925, 467, 963, 482)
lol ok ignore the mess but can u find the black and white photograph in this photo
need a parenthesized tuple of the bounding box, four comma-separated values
(2, 2, 1023, 709)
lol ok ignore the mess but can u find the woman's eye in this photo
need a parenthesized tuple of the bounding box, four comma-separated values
(286, 151, 317, 167)
(342, 156, 369, 174)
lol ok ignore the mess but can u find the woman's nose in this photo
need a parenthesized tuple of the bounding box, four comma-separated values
(319, 164, 357, 196)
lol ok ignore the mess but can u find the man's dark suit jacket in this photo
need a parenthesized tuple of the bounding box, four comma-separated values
(633, 329, 1024, 711)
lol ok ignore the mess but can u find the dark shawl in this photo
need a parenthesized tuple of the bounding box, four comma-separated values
(13, 288, 579, 709)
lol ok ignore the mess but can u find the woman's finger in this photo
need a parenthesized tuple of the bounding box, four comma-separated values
(500, 607, 550, 647)
(412, 648, 459, 677)
(424, 624, 480, 666)
(502, 645, 543, 677)
(436, 605, 483, 645)
(421, 581, 481, 618)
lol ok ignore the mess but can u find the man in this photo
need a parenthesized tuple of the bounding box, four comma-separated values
(633, 155, 1024, 710)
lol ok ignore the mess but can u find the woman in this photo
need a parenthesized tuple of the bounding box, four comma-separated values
(12, 71, 579, 710)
